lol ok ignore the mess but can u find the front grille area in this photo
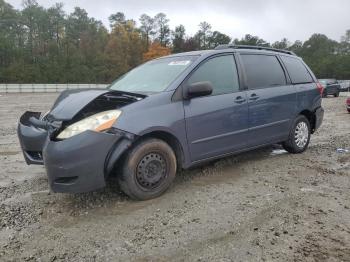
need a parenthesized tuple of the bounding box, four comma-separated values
(54, 176, 78, 185)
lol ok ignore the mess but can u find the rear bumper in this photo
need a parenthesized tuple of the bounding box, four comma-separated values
(314, 107, 324, 131)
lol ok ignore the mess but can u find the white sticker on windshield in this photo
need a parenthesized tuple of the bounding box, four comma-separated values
(168, 61, 191, 66)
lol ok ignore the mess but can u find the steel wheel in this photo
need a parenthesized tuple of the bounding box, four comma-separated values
(118, 138, 177, 200)
(136, 152, 167, 190)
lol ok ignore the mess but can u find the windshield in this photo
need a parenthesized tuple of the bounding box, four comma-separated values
(109, 56, 198, 93)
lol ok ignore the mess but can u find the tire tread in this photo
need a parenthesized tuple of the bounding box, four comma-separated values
(118, 138, 176, 200)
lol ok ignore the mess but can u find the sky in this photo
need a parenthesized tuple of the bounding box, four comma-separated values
(6, 0, 350, 43)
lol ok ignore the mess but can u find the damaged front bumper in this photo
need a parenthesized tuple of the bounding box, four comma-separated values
(17, 111, 135, 193)
(18, 111, 48, 165)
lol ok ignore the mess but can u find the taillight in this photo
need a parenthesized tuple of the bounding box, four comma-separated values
(316, 82, 324, 96)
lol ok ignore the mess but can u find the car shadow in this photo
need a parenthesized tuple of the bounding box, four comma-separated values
(39, 144, 288, 217)
(175, 144, 284, 185)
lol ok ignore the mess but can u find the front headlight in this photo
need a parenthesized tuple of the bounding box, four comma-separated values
(57, 110, 122, 139)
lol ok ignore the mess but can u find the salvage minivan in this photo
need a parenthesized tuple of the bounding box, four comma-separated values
(18, 45, 324, 200)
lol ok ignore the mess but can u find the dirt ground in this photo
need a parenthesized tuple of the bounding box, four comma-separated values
(0, 92, 349, 262)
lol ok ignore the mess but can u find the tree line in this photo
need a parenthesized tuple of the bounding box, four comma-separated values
(1, 0, 350, 83)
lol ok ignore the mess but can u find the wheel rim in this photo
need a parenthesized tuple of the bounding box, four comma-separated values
(294, 121, 309, 148)
(136, 152, 167, 190)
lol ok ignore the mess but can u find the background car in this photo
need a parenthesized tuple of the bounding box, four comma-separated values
(339, 80, 350, 92)
(319, 79, 341, 97)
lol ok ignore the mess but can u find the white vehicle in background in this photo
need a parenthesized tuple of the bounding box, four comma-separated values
(339, 80, 350, 92)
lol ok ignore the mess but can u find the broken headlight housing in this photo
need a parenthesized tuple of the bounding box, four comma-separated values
(57, 110, 122, 139)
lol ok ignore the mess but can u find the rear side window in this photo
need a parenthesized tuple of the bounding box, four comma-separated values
(240, 54, 286, 89)
(187, 55, 239, 95)
(280, 56, 313, 84)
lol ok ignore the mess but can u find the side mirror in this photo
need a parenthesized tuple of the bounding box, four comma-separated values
(185, 81, 213, 99)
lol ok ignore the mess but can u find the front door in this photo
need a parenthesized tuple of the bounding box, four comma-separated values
(184, 54, 249, 162)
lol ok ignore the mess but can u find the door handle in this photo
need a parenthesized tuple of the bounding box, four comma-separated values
(234, 96, 246, 104)
(249, 94, 260, 101)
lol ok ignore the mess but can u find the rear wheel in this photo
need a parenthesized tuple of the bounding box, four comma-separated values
(334, 91, 339, 97)
(283, 115, 311, 154)
(118, 138, 177, 200)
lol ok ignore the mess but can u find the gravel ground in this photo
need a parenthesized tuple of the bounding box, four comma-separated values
(0, 92, 349, 261)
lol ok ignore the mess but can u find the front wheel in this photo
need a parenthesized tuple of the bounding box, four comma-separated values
(118, 138, 177, 200)
(283, 115, 311, 154)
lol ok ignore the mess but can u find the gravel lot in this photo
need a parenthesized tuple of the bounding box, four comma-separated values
(0, 92, 349, 261)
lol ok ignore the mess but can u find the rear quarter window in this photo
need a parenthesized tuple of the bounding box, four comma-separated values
(240, 54, 286, 89)
(280, 56, 313, 84)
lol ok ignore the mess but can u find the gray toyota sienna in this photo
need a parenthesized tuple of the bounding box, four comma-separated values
(18, 45, 324, 200)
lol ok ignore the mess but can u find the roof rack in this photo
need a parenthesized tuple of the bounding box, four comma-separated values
(214, 44, 296, 56)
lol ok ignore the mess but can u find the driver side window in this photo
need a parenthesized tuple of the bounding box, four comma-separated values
(187, 55, 240, 95)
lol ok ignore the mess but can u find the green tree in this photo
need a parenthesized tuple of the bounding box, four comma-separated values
(183, 36, 200, 51)
(1, 0, 349, 83)
(172, 25, 186, 53)
(298, 34, 339, 78)
(234, 34, 270, 47)
(289, 40, 303, 54)
(272, 38, 290, 50)
(154, 13, 170, 47)
(109, 12, 126, 28)
(341, 29, 350, 43)
(139, 14, 155, 49)
(105, 20, 144, 81)
(0, 1, 18, 68)
(208, 31, 231, 49)
(197, 21, 212, 49)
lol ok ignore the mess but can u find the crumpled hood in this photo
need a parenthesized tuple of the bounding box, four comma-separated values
(48, 88, 145, 121)
(49, 89, 110, 121)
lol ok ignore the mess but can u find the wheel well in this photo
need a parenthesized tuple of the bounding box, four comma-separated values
(139, 131, 184, 169)
(299, 110, 316, 133)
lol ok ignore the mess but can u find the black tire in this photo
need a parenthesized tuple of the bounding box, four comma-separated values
(322, 91, 327, 98)
(334, 91, 339, 97)
(118, 138, 177, 200)
(282, 115, 311, 154)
